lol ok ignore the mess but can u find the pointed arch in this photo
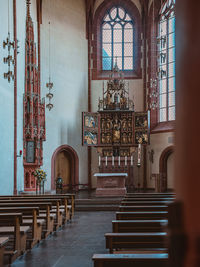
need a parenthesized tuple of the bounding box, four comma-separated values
(51, 145, 79, 192)
(159, 145, 175, 192)
(92, 0, 142, 79)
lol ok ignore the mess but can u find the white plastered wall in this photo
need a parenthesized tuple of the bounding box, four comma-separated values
(0, 0, 37, 194)
(146, 132, 175, 189)
(41, 0, 88, 190)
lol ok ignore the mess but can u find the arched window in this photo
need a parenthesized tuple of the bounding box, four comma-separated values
(158, 0, 176, 122)
(92, 0, 141, 80)
(102, 7, 134, 71)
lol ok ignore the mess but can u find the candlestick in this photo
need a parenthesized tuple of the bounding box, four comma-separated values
(131, 156, 133, 166)
(112, 156, 114, 166)
(137, 144, 141, 166)
(99, 156, 101, 166)
(105, 156, 107, 166)
(125, 156, 127, 166)
(118, 156, 120, 166)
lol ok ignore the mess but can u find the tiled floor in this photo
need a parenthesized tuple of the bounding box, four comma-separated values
(12, 211, 115, 267)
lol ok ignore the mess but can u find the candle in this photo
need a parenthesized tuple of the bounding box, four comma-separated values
(131, 156, 133, 166)
(105, 156, 107, 166)
(138, 144, 141, 166)
(118, 156, 120, 166)
(99, 156, 101, 166)
(125, 156, 127, 166)
(112, 156, 114, 166)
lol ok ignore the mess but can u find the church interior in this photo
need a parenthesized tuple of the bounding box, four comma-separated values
(0, 0, 199, 266)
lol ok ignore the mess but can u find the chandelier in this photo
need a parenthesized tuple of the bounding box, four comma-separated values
(46, 21, 54, 111)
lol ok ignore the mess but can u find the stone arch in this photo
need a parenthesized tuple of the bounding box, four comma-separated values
(159, 145, 175, 192)
(51, 145, 79, 192)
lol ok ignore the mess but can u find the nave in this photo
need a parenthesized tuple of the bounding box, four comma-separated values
(12, 211, 115, 267)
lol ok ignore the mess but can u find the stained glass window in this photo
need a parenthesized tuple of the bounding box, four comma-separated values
(158, 0, 176, 122)
(102, 7, 134, 71)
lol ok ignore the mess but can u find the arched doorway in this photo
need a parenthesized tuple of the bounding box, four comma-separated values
(159, 145, 175, 192)
(51, 145, 79, 192)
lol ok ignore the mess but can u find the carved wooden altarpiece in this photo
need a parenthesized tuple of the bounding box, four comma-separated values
(82, 64, 150, 190)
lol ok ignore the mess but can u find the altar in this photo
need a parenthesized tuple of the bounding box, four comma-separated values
(82, 63, 149, 193)
(94, 173, 128, 197)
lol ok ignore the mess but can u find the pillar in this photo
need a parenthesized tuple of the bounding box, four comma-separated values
(175, 1, 200, 266)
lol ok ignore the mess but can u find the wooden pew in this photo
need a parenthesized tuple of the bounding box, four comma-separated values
(119, 205, 168, 212)
(0, 197, 68, 226)
(0, 202, 54, 238)
(121, 201, 172, 206)
(92, 253, 168, 267)
(0, 206, 42, 249)
(0, 199, 62, 230)
(112, 219, 168, 233)
(123, 197, 175, 202)
(125, 193, 175, 198)
(37, 194, 75, 219)
(0, 236, 9, 266)
(105, 232, 167, 253)
(116, 211, 168, 220)
(0, 213, 30, 264)
(0, 193, 75, 220)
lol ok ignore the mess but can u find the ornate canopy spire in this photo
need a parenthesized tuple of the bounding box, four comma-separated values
(26, 0, 31, 18)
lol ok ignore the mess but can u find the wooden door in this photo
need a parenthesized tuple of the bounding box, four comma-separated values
(55, 151, 71, 189)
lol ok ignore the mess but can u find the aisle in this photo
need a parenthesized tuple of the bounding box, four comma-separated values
(12, 211, 115, 267)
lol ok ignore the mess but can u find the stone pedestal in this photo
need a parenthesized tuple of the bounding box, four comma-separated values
(94, 173, 127, 197)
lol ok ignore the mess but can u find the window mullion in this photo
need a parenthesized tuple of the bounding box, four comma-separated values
(111, 25, 114, 69)
(166, 18, 169, 121)
(122, 25, 124, 71)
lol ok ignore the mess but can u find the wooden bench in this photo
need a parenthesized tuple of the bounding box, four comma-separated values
(119, 205, 168, 212)
(92, 253, 168, 267)
(39, 194, 75, 219)
(0, 199, 63, 231)
(0, 206, 42, 249)
(116, 211, 168, 220)
(0, 213, 30, 264)
(125, 193, 175, 198)
(105, 232, 167, 253)
(16, 195, 72, 221)
(121, 201, 172, 206)
(0, 193, 75, 220)
(0, 197, 69, 227)
(112, 220, 168, 233)
(123, 197, 175, 202)
(0, 236, 9, 266)
(0, 202, 54, 238)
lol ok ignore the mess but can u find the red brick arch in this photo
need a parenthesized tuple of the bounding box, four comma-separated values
(51, 145, 79, 191)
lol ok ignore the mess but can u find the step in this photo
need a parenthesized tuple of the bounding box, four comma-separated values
(75, 199, 122, 205)
(75, 204, 119, 211)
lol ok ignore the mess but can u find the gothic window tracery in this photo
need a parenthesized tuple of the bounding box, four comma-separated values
(102, 7, 134, 71)
(158, 0, 176, 122)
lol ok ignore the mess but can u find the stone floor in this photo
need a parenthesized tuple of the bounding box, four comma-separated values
(11, 211, 115, 267)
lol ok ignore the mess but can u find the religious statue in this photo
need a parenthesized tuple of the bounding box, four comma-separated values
(122, 119, 127, 130)
(122, 132, 127, 144)
(106, 89, 112, 107)
(101, 119, 105, 129)
(106, 133, 112, 144)
(120, 91, 127, 109)
(106, 119, 112, 130)
(113, 116, 120, 143)
(128, 132, 132, 143)
(101, 133, 106, 144)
